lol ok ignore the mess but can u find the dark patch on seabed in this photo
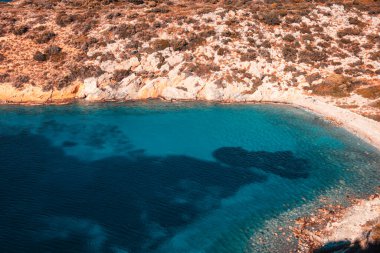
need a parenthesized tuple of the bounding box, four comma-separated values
(213, 147, 309, 179)
(0, 131, 309, 253)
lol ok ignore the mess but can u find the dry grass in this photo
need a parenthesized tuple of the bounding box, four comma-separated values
(361, 113, 380, 122)
(370, 100, 380, 109)
(308, 74, 356, 97)
(356, 85, 380, 99)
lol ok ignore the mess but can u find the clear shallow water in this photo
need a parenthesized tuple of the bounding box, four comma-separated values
(0, 102, 379, 253)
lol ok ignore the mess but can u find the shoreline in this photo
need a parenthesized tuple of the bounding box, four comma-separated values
(2, 93, 380, 151)
(290, 97, 380, 152)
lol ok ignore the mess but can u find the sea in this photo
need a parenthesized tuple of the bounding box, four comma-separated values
(0, 102, 379, 253)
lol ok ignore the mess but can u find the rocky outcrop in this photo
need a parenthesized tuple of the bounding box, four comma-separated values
(293, 194, 380, 252)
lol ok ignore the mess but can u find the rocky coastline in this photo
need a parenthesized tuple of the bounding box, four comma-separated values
(293, 193, 380, 252)
(1, 0, 380, 252)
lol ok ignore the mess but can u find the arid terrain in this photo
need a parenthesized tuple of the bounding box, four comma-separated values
(0, 1, 379, 113)
(1, 0, 380, 252)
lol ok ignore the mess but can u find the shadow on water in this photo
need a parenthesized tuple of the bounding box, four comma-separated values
(314, 240, 380, 253)
(0, 131, 309, 253)
(213, 147, 309, 179)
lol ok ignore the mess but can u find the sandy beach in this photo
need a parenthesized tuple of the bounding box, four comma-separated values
(292, 96, 380, 152)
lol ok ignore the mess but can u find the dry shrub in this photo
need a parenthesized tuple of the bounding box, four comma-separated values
(113, 69, 132, 82)
(214, 79, 226, 89)
(136, 30, 157, 41)
(369, 51, 380, 61)
(305, 73, 321, 84)
(13, 25, 29, 36)
(348, 17, 364, 26)
(187, 33, 207, 49)
(182, 62, 220, 77)
(99, 52, 116, 62)
(35, 31, 56, 44)
(135, 22, 150, 31)
(366, 34, 380, 45)
(115, 24, 137, 39)
(334, 67, 343, 74)
(156, 52, 165, 69)
(106, 12, 123, 19)
(199, 29, 216, 38)
(337, 28, 361, 38)
(70, 65, 104, 80)
(56, 13, 77, 27)
(44, 45, 62, 56)
(13, 75, 30, 89)
(128, 13, 139, 19)
(171, 39, 188, 51)
(197, 8, 214, 15)
(0, 53, 5, 62)
(282, 45, 298, 62)
(261, 40, 271, 48)
(44, 45, 65, 62)
(225, 18, 239, 27)
(298, 49, 327, 64)
(221, 30, 239, 38)
(263, 12, 281, 25)
(285, 15, 302, 24)
(260, 49, 272, 61)
(74, 18, 99, 34)
(313, 25, 324, 32)
(217, 47, 229, 56)
(317, 41, 330, 48)
(299, 24, 312, 34)
(283, 34, 295, 42)
(127, 0, 144, 4)
(125, 40, 141, 50)
(0, 73, 10, 82)
(363, 113, 380, 122)
(240, 50, 257, 61)
(308, 74, 356, 97)
(344, 68, 365, 77)
(302, 34, 314, 42)
(148, 7, 170, 13)
(56, 75, 75, 90)
(284, 65, 297, 72)
(33, 51, 48, 62)
(370, 100, 380, 109)
(356, 85, 380, 99)
(151, 39, 170, 51)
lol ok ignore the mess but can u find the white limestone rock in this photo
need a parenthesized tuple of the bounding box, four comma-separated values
(81, 77, 100, 100)
(115, 74, 142, 100)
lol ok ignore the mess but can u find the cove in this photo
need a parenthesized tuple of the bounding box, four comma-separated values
(0, 102, 379, 253)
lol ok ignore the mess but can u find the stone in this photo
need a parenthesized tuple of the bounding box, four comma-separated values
(81, 77, 100, 100)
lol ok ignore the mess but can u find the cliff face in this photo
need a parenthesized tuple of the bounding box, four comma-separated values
(0, 0, 379, 118)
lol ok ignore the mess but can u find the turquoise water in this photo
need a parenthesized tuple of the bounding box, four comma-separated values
(0, 102, 379, 253)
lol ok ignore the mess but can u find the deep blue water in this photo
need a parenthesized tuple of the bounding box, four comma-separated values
(0, 102, 379, 253)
